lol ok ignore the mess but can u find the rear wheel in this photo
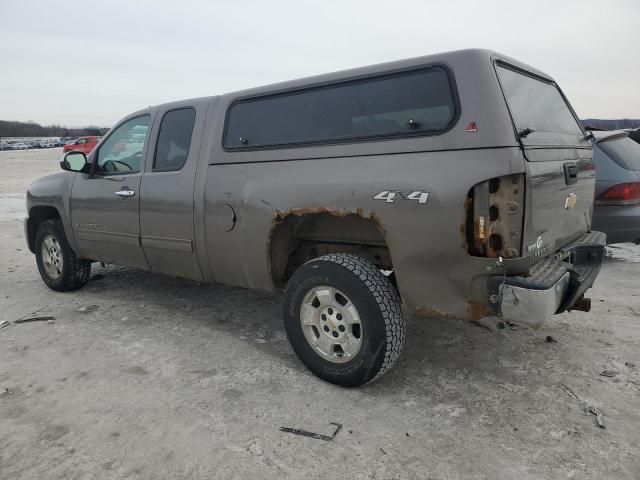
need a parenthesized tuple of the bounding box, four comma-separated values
(283, 253, 405, 387)
(35, 219, 91, 291)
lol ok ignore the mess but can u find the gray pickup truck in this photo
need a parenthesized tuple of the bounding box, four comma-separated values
(25, 49, 605, 386)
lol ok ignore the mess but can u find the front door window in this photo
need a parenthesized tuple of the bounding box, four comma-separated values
(95, 115, 150, 174)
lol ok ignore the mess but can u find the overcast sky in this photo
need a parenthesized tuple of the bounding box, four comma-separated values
(1, 0, 639, 126)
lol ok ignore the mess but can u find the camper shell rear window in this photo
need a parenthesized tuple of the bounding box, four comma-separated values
(496, 64, 583, 143)
(223, 66, 458, 150)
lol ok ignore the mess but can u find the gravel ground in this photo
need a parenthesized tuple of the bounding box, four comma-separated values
(1, 149, 639, 479)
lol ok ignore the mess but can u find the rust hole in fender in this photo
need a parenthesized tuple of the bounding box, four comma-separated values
(267, 207, 391, 287)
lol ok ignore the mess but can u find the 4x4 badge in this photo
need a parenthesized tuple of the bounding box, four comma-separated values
(374, 190, 430, 204)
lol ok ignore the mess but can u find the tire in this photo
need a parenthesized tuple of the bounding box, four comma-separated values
(35, 218, 91, 292)
(283, 253, 406, 387)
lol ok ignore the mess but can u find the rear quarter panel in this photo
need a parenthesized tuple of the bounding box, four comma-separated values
(592, 143, 640, 244)
(593, 143, 640, 192)
(202, 148, 525, 318)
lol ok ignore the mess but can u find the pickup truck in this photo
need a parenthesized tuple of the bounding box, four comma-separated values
(25, 49, 605, 387)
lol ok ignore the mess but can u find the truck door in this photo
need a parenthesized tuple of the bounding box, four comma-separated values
(139, 103, 203, 280)
(70, 114, 152, 269)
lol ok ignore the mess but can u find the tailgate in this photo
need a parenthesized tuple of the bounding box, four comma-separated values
(496, 63, 595, 258)
(522, 148, 595, 254)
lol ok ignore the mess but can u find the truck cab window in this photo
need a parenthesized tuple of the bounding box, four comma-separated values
(96, 115, 150, 174)
(153, 108, 196, 171)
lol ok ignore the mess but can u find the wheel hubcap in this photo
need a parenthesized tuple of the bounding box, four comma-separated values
(41, 235, 63, 279)
(300, 286, 362, 363)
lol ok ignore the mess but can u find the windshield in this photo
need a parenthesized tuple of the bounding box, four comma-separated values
(497, 65, 583, 144)
(598, 137, 640, 171)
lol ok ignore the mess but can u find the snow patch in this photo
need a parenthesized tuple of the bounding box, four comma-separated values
(606, 243, 640, 263)
(0, 193, 26, 221)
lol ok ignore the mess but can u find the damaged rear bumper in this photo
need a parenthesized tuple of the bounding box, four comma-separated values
(489, 231, 606, 328)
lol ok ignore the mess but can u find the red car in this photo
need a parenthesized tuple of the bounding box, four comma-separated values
(62, 136, 101, 155)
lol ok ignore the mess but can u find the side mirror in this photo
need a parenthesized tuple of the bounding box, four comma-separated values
(60, 151, 88, 173)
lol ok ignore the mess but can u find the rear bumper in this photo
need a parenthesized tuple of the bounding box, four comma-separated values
(592, 204, 640, 244)
(489, 231, 606, 328)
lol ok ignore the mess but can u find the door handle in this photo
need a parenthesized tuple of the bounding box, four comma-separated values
(114, 188, 136, 198)
(563, 162, 578, 185)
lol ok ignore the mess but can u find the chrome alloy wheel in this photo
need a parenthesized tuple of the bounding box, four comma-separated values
(300, 286, 363, 363)
(41, 234, 63, 279)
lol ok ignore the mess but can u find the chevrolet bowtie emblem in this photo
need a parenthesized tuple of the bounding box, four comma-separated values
(565, 193, 577, 209)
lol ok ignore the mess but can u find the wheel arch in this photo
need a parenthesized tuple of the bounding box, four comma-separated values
(26, 205, 61, 253)
(268, 210, 394, 289)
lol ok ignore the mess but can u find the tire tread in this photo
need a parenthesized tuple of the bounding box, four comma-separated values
(36, 218, 91, 291)
(301, 253, 406, 384)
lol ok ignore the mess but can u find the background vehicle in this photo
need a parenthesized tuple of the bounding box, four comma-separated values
(24, 49, 604, 387)
(62, 136, 100, 154)
(591, 130, 640, 244)
(14, 142, 28, 150)
(36, 139, 55, 148)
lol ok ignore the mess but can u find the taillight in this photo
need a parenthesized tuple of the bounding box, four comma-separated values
(466, 174, 525, 259)
(595, 183, 640, 206)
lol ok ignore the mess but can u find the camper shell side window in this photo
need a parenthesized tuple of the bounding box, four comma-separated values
(223, 65, 459, 150)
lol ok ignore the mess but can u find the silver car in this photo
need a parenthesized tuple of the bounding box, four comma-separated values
(591, 130, 640, 244)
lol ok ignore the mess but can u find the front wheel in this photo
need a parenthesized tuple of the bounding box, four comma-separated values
(35, 219, 91, 291)
(283, 253, 406, 387)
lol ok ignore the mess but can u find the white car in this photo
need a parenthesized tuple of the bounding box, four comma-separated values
(13, 143, 28, 150)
